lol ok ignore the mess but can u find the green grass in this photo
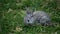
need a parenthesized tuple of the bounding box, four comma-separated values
(0, 0, 60, 34)
(1, 9, 60, 34)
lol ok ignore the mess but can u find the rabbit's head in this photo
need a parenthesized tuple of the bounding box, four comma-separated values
(24, 7, 35, 25)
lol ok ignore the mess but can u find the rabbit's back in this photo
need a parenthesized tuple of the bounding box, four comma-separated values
(33, 11, 51, 24)
(33, 11, 48, 17)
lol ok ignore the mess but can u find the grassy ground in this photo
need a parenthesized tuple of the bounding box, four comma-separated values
(1, 9, 60, 34)
(0, 0, 60, 34)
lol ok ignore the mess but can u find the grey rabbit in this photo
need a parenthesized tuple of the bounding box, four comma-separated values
(24, 8, 51, 26)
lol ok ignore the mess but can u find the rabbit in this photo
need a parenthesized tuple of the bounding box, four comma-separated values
(24, 8, 51, 26)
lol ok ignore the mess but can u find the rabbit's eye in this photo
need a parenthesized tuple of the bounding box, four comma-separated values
(28, 20, 29, 22)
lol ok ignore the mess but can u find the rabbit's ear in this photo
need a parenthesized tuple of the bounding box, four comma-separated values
(25, 7, 30, 11)
(32, 7, 35, 12)
(25, 7, 30, 14)
(26, 7, 34, 14)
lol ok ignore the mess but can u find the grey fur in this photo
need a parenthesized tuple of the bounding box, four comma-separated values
(24, 8, 51, 26)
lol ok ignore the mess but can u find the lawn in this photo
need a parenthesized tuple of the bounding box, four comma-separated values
(0, 0, 60, 34)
